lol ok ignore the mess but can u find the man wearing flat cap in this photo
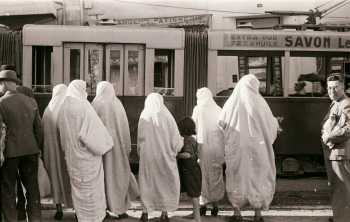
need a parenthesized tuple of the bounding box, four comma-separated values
(0, 69, 43, 222)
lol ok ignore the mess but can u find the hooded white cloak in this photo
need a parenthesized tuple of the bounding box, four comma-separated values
(92, 81, 139, 215)
(58, 80, 113, 222)
(218, 74, 279, 210)
(138, 93, 183, 212)
(192, 87, 225, 204)
(42, 84, 72, 207)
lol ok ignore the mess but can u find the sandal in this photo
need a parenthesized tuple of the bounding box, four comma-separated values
(211, 206, 219, 216)
(140, 213, 148, 222)
(200, 206, 207, 216)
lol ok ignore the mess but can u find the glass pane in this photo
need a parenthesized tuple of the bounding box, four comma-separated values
(70, 49, 80, 81)
(127, 50, 139, 95)
(32, 46, 52, 93)
(249, 68, 267, 95)
(288, 57, 326, 97)
(109, 50, 121, 94)
(86, 48, 102, 94)
(153, 51, 174, 96)
(216, 55, 239, 96)
(248, 57, 267, 67)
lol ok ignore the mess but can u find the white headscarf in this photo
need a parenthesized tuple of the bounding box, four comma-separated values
(66, 80, 88, 101)
(196, 87, 216, 106)
(94, 81, 115, 103)
(48, 84, 67, 111)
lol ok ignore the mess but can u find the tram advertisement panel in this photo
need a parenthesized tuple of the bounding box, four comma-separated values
(221, 31, 350, 51)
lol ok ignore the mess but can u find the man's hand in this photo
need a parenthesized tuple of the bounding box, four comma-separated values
(177, 152, 191, 159)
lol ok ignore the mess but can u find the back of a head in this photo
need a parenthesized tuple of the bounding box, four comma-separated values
(178, 117, 196, 136)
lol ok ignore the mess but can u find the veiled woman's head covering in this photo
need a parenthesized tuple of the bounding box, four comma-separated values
(94, 81, 115, 102)
(66, 80, 87, 100)
(144, 92, 164, 114)
(196, 87, 215, 106)
(48, 84, 67, 111)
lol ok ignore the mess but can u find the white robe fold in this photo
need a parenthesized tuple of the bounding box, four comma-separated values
(192, 87, 225, 204)
(42, 84, 72, 207)
(138, 93, 183, 212)
(218, 74, 278, 210)
(92, 81, 139, 215)
(58, 80, 113, 222)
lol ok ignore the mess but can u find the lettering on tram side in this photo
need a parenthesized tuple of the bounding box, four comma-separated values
(338, 38, 350, 48)
(223, 33, 350, 50)
(284, 36, 331, 48)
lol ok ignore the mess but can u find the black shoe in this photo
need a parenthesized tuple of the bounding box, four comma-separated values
(230, 215, 243, 222)
(328, 217, 334, 222)
(160, 214, 169, 222)
(211, 206, 219, 216)
(200, 206, 207, 216)
(253, 216, 264, 222)
(140, 213, 148, 222)
(117, 213, 129, 220)
(54, 210, 64, 220)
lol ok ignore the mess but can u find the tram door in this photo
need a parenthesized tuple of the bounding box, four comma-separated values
(64, 43, 144, 95)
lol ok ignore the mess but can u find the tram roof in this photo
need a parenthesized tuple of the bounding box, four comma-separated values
(23, 24, 185, 49)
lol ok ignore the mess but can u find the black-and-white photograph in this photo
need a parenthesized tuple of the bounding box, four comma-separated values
(0, 0, 350, 221)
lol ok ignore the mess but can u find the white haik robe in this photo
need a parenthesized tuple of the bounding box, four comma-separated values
(42, 84, 72, 207)
(192, 87, 225, 204)
(58, 80, 113, 222)
(92, 81, 139, 215)
(138, 93, 183, 212)
(218, 74, 279, 210)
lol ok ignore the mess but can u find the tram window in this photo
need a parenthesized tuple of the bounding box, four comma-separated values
(124, 45, 145, 96)
(216, 55, 283, 96)
(288, 57, 327, 97)
(85, 46, 103, 94)
(32, 46, 52, 93)
(153, 49, 174, 96)
(109, 50, 121, 94)
(70, 49, 81, 80)
(216, 55, 238, 96)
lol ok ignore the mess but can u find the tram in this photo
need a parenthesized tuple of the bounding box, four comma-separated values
(21, 24, 350, 174)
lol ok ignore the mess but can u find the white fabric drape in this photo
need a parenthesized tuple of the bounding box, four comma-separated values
(92, 81, 139, 215)
(42, 84, 72, 206)
(138, 93, 183, 212)
(192, 87, 225, 204)
(58, 80, 113, 222)
(218, 74, 279, 210)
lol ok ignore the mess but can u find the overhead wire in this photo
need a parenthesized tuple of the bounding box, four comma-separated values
(112, 0, 265, 15)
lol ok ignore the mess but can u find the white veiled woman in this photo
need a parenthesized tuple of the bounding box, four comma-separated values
(42, 84, 73, 214)
(92, 81, 139, 217)
(218, 74, 279, 222)
(192, 87, 225, 214)
(57, 80, 113, 222)
(137, 93, 183, 221)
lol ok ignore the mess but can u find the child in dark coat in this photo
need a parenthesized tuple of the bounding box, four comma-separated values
(177, 117, 202, 222)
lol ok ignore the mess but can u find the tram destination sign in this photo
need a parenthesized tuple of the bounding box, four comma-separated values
(223, 32, 350, 51)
